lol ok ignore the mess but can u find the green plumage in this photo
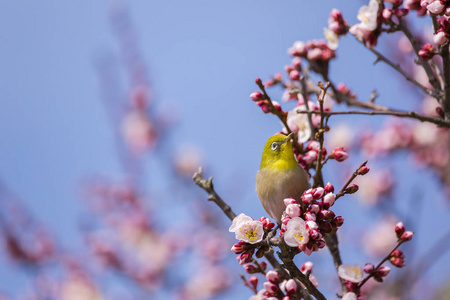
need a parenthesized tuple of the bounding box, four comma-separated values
(256, 134, 309, 223)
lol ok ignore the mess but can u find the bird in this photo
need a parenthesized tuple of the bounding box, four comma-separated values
(256, 133, 310, 223)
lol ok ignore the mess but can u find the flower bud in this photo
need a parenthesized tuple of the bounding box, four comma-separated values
(391, 249, 405, 259)
(309, 204, 320, 214)
(316, 240, 326, 248)
(357, 166, 370, 175)
(323, 193, 336, 207)
(390, 257, 406, 268)
(394, 222, 405, 238)
(237, 250, 254, 265)
(259, 217, 275, 231)
(312, 187, 325, 199)
(433, 31, 448, 46)
(400, 231, 414, 241)
(309, 228, 321, 240)
(285, 279, 298, 294)
(250, 91, 264, 101)
(266, 270, 280, 283)
(282, 297, 291, 300)
(302, 192, 314, 205)
(286, 204, 302, 218)
(255, 78, 263, 86)
(364, 263, 374, 274)
(306, 220, 319, 230)
(292, 57, 302, 68)
(263, 281, 279, 294)
(418, 43, 435, 61)
(249, 276, 258, 288)
(289, 70, 301, 81)
(394, 8, 409, 17)
(284, 198, 297, 206)
(382, 8, 393, 20)
(231, 240, 247, 254)
(345, 184, 359, 194)
(333, 216, 344, 227)
(282, 216, 291, 225)
(324, 182, 334, 193)
(304, 212, 317, 221)
(244, 264, 259, 274)
(330, 147, 349, 161)
(299, 262, 313, 276)
(376, 266, 391, 277)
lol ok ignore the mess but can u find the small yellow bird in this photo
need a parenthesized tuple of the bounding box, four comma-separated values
(256, 133, 310, 223)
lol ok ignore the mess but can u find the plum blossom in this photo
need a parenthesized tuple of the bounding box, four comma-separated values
(285, 107, 312, 144)
(284, 217, 309, 247)
(249, 289, 266, 300)
(349, 0, 380, 45)
(324, 27, 339, 50)
(338, 264, 364, 283)
(229, 213, 264, 244)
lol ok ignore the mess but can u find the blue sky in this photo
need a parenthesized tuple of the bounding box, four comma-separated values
(0, 1, 448, 299)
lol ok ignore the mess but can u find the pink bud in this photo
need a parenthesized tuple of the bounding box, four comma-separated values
(249, 276, 258, 288)
(302, 193, 314, 205)
(284, 198, 297, 206)
(324, 182, 334, 193)
(292, 57, 302, 68)
(231, 240, 247, 254)
(263, 281, 279, 294)
(400, 231, 414, 241)
(312, 187, 325, 199)
(309, 204, 320, 214)
(316, 240, 326, 248)
(427, 1, 446, 14)
(434, 31, 448, 46)
(237, 251, 253, 265)
(345, 184, 359, 194)
(323, 193, 336, 207)
(392, 249, 405, 259)
(394, 222, 405, 238)
(331, 147, 349, 162)
(301, 261, 314, 273)
(382, 8, 393, 20)
(289, 70, 300, 81)
(418, 43, 436, 61)
(272, 101, 283, 113)
(306, 220, 319, 230)
(364, 263, 374, 273)
(285, 279, 298, 294)
(256, 100, 272, 114)
(357, 166, 370, 175)
(244, 264, 259, 274)
(333, 216, 344, 227)
(282, 216, 291, 225)
(282, 297, 291, 300)
(308, 228, 321, 240)
(390, 257, 406, 268)
(304, 212, 317, 221)
(255, 78, 263, 86)
(250, 91, 264, 101)
(266, 270, 280, 283)
(286, 204, 302, 218)
(376, 266, 391, 277)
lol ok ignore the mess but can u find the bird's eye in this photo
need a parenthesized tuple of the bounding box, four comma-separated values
(271, 142, 279, 151)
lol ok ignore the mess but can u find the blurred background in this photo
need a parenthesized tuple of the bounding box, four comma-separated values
(0, 1, 449, 299)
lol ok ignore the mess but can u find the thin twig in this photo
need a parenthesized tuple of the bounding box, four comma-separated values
(336, 161, 368, 200)
(296, 109, 450, 128)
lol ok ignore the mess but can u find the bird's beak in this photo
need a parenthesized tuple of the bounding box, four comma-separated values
(283, 133, 294, 143)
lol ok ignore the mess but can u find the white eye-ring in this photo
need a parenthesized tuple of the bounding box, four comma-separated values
(271, 142, 279, 151)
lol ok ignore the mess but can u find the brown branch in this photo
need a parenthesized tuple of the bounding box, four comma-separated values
(192, 167, 236, 221)
(363, 41, 438, 98)
(398, 19, 441, 93)
(296, 109, 450, 128)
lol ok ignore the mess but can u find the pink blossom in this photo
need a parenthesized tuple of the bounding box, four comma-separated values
(286, 106, 312, 144)
(342, 292, 357, 300)
(323, 193, 336, 207)
(284, 217, 309, 247)
(427, 0, 446, 14)
(433, 31, 448, 45)
(266, 270, 280, 283)
(338, 264, 364, 283)
(301, 261, 314, 273)
(288, 41, 307, 56)
(229, 213, 264, 244)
